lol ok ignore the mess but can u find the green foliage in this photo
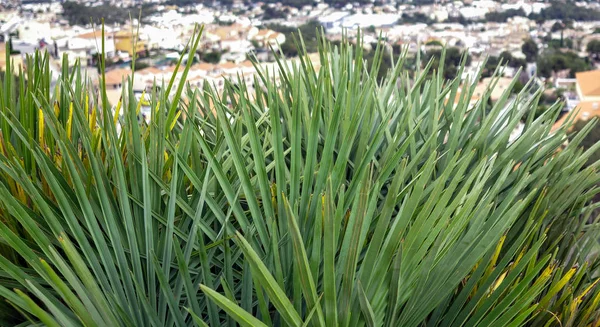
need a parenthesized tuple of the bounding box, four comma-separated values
(482, 52, 526, 78)
(271, 0, 314, 7)
(569, 119, 600, 219)
(551, 22, 566, 32)
(261, 4, 289, 20)
(587, 39, 600, 59)
(398, 12, 435, 25)
(529, 1, 600, 22)
(499, 51, 527, 68)
(0, 27, 599, 327)
(61, 1, 135, 26)
(7, 37, 20, 55)
(199, 50, 222, 64)
(425, 40, 443, 47)
(482, 56, 502, 78)
(165, 0, 201, 6)
(411, 0, 437, 4)
(425, 47, 471, 79)
(444, 14, 470, 25)
(547, 38, 574, 50)
(521, 38, 538, 62)
(512, 80, 525, 94)
(571, 119, 600, 168)
(260, 0, 371, 8)
(269, 20, 321, 56)
(484, 8, 526, 23)
(61, 3, 157, 26)
(135, 60, 151, 70)
(536, 50, 591, 78)
(363, 44, 394, 81)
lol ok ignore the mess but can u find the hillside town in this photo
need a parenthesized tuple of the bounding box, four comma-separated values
(1, 2, 600, 325)
(0, 0, 599, 125)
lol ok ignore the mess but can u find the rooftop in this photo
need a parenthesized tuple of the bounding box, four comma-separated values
(219, 62, 238, 70)
(552, 100, 600, 132)
(576, 70, 600, 97)
(103, 68, 131, 86)
(137, 67, 163, 75)
(191, 63, 216, 71)
(77, 30, 113, 39)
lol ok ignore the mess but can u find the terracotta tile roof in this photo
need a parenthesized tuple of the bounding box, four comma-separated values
(193, 63, 215, 71)
(446, 88, 480, 105)
(165, 65, 185, 73)
(211, 25, 246, 39)
(103, 68, 131, 85)
(219, 62, 237, 70)
(576, 70, 600, 97)
(240, 60, 255, 68)
(114, 30, 136, 38)
(552, 101, 600, 132)
(230, 23, 247, 30)
(472, 77, 513, 102)
(77, 30, 112, 39)
(137, 67, 162, 75)
(222, 36, 241, 42)
(255, 29, 272, 37)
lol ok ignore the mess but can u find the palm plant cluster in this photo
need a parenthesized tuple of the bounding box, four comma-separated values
(0, 26, 599, 327)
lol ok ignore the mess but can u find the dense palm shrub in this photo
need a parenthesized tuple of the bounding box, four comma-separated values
(0, 27, 599, 326)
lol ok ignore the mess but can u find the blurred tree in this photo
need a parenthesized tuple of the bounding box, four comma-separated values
(536, 51, 591, 78)
(397, 13, 435, 25)
(499, 51, 527, 68)
(62, 1, 131, 25)
(548, 38, 574, 49)
(484, 8, 526, 23)
(586, 40, 600, 59)
(269, 21, 321, 57)
(425, 47, 471, 80)
(529, 1, 600, 22)
(522, 39, 538, 62)
(551, 21, 565, 32)
(262, 5, 288, 20)
(200, 51, 222, 64)
(425, 40, 443, 47)
(570, 120, 600, 168)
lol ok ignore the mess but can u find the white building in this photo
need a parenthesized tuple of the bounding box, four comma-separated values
(459, 7, 487, 20)
(251, 29, 286, 50)
(531, 3, 550, 15)
(69, 30, 116, 56)
(432, 9, 449, 22)
(318, 11, 350, 31)
(142, 26, 181, 51)
(341, 14, 400, 29)
(501, 2, 532, 16)
(17, 21, 51, 44)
